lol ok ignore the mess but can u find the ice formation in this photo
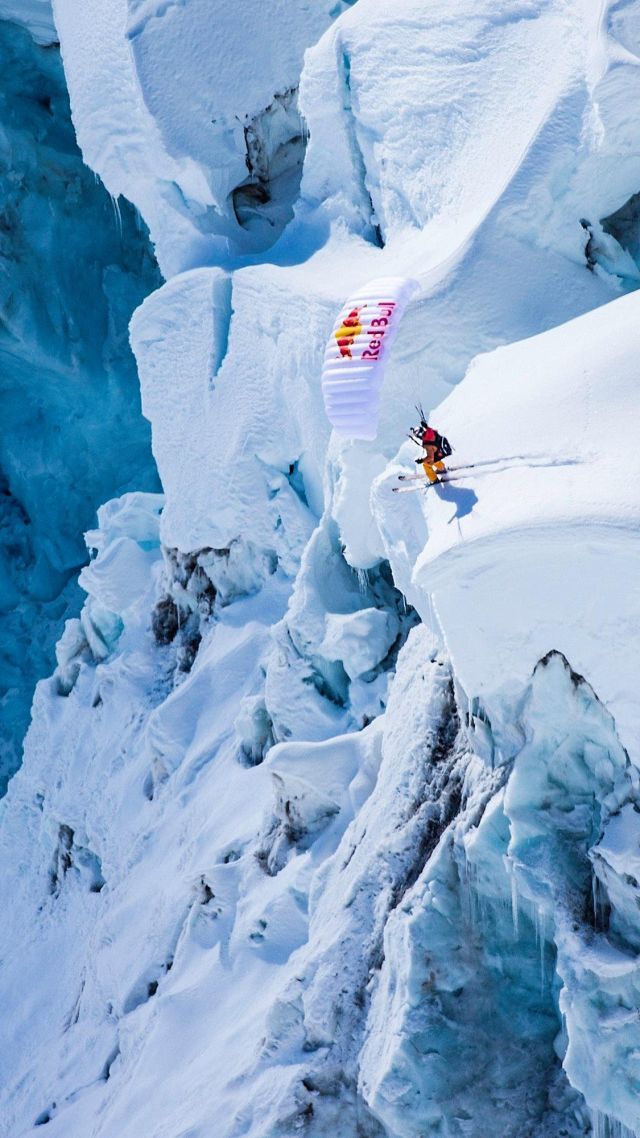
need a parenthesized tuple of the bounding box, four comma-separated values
(0, 18, 160, 787)
(2, 1, 640, 1136)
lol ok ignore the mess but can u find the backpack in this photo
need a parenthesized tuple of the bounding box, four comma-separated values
(421, 426, 452, 460)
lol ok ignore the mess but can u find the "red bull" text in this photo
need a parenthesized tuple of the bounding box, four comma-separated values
(362, 300, 396, 360)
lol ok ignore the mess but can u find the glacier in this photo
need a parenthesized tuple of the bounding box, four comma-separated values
(2, 0, 640, 1136)
(0, 17, 160, 787)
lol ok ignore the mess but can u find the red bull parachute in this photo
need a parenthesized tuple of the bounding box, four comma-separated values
(321, 276, 420, 441)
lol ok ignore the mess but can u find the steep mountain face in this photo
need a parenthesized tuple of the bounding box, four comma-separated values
(2, 1, 640, 1136)
(0, 16, 161, 788)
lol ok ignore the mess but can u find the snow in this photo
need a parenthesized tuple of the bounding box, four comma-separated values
(4, 0, 640, 1135)
(302, 0, 589, 254)
(52, 0, 350, 276)
(320, 607, 398, 680)
(131, 266, 328, 557)
(0, 0, 55, 44)
(397, 289, 640, 763)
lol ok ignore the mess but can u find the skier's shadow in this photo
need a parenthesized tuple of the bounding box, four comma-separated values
(435, 481, 478, 519)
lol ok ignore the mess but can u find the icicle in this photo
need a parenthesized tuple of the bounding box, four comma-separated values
(510, 872, 519, 940)
(539, 906, 546, 994)
(461, 856, 473, 925)
(110, 192, 123, 237)
(590, 1109, 640, 1138)
(478, 880, 491, 939)
(592, 872, 600, 931)
(462, 857, 479, 929)
(426, 591, 435, 640)
(355, 567, 368, 593)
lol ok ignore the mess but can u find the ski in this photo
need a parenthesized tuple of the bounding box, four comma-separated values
(397, 462, 483, 482)
(392, 475, 465, 493)
(396, 453, 547, 481)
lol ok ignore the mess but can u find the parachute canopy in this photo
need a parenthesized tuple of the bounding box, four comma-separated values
(321, 276, 420, 441)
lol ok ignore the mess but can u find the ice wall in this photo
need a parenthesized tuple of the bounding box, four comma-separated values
(0, 19, 160, 788)
(0, 0, 55, 44)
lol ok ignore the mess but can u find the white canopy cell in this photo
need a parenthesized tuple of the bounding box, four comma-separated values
(321, 276, 420, 441)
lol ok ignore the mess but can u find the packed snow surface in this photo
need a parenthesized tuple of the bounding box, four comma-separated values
(3, 0, 640, 1136)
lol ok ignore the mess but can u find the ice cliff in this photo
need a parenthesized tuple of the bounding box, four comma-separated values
(0, 16, 160, 787)
(2, 1, 640, 1136)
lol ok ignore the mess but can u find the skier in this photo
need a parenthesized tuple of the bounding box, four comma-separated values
(408, 409, 452, 484)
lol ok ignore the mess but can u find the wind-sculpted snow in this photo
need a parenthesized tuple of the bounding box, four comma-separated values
(5, 0, 640, 1134)
(51, 0, 354, 275)
(130, 267, 328, 556)
(301, 0, 585, 250)
(0, 19, 159, 788)
(0, 0, 54, 43)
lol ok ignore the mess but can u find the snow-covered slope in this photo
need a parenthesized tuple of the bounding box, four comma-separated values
(3, 1, 640, 1136)
(382, 290, 640, 765)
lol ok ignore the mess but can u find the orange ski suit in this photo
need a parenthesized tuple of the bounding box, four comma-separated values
(421, 443, 446, 484)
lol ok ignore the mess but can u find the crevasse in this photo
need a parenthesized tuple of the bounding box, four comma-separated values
(0, 17, 160, 787)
